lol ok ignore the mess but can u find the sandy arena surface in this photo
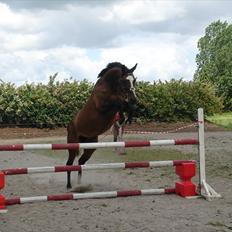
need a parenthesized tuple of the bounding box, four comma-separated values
(0, 127, 231, 232)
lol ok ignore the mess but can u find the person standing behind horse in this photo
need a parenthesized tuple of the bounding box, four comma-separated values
(113, 111, 125, 142)
(112, 111, 127, 154)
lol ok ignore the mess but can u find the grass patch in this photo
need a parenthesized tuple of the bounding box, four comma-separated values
(29, 139, 67, 160)
(207, 112, 232, 129)
(32, 149, 66, 160)
(34, 146, 195, 164)
(93, 148, 195, 163)
(206, 221, 232, 230)
(28, 136, 195, 165)
(206, 161, 232, 179)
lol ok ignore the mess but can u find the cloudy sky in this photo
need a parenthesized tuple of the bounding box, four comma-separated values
(0, 0, 231, 85)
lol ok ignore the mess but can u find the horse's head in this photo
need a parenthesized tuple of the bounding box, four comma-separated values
(119, 64, 138, 124)
(98, 62, 137, 102)
(120, 63, 137, 105)
(97, 62, 138, 122)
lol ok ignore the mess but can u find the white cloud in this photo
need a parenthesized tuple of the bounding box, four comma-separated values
(0, 46, 97, 85)
(0, 33, 197, 86)
(100, 33, 197, 81)
(3, 33, 44, 50)
(0, 3, 38, 32)
(0, 3, 24, 29)
(109, 0, 185, 24)
(0, 0, 231, 86)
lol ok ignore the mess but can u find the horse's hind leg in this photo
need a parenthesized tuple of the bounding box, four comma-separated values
(78, 136, 98, 184)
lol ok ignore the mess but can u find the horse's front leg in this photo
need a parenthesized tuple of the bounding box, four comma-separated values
(66, 149, 78, 189)
(78, 148, 96, 184)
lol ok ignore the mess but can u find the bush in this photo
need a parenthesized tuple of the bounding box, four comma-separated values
(0, 82, 18, 124)
(0, 77, 93, 128)
(0, 77, 223, 127)
(136, 79, 223, 122)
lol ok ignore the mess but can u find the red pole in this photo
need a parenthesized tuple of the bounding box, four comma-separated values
(0, 171, 6, 212)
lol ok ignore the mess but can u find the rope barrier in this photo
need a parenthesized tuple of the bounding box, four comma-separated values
(124, 123, 198, 135)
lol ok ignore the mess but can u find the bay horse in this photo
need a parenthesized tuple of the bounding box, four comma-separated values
(66, 62, 138, 188)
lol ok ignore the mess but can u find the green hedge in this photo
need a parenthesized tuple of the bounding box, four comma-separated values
(136, 79, 223, 122)
(0, 77, 223, 127)
(0, 77, 93, 127)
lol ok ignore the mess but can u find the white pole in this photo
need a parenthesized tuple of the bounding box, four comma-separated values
(198, 108, 206, 194)
(197, 108, 221, 200)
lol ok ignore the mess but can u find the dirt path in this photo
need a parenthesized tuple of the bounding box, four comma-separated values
(0, 130, 232, 232)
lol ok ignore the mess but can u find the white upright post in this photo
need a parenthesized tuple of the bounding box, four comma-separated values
(198, 108, 206, 191)
(198, 108, 221, 200)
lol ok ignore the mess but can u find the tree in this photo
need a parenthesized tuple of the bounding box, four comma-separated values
(194, 20, 232, 110)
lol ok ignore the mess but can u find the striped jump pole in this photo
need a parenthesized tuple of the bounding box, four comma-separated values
(1, 160, 196, 175)
(5, 188, 176, 206)
(1, 161, 197, 210)
(0, 138, 198, 151)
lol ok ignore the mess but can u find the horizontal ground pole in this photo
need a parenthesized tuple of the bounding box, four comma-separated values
(1, 160, 195, 175)
(0, 139, 198, 151)
(5, 188, 176, 205)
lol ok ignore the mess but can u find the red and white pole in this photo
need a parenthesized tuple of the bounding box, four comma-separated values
(5, 188, 176, 206)
(1, 160, 195, 176)
(0, 139, 198, 151)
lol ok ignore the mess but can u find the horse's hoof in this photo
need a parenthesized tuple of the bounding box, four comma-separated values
(67, 184, 72, 189)
(71, 184, 93, 193)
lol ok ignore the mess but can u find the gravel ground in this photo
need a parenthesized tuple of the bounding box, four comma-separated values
(0, 131, 231, 232)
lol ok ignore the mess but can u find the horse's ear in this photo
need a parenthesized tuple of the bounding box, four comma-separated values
(129, 63, 137, 73)
(97, 68, 108, 78)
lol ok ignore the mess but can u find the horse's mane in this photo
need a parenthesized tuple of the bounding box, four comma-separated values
(97, 62, 129, 78)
